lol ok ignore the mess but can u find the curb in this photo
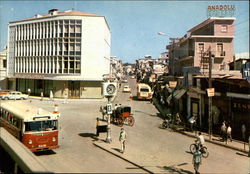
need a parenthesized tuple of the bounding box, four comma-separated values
(93, 142, 154, 174)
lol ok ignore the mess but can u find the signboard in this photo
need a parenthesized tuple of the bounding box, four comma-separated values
(106, 104, 112, 114)
(207, 5, 236, 17)
(207, 88, 215, 97)
(169, 81, 177, 88)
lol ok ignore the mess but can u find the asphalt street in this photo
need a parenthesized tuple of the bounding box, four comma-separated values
(26, 77, 249, 173)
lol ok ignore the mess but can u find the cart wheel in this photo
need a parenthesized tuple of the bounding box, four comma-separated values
(128, 116, 135, 126)
(118, 117, 124, 127)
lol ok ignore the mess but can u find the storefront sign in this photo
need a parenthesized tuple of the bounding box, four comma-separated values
(207, 88, 215, 97)
(207, 5, 236, 17)
(169, 81, 177, 88)
(232, 100, 250, 112)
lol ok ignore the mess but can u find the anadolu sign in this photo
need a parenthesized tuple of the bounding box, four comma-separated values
(207, 5, 236, 18)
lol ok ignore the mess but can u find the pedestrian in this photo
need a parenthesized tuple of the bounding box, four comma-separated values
(220, 121, 227, 142)
(50, 90, 54, 101)
(119, 128, 127, 153)
(96, 118, 100, 137)
(193, 145, 202, 174)
(248, 135, 250, 157)
(189, 115, 197, 132)
(40, 91, 44, 101)
(27, 88, 31, 97)
(227, 125, 232, 142)
(241, 124, 246, 141)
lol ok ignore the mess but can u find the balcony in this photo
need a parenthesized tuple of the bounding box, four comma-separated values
(215, 51, 226, 57)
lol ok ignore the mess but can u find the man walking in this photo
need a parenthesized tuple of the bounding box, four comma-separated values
(193, 145, 202, 174)
(119, 128, 127, 153)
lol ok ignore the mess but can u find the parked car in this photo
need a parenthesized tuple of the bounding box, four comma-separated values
(123, 85, 131, 93)
(0, 91, 28, 100)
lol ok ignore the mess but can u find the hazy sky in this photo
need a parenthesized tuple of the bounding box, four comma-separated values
(0, 1, 249, 63)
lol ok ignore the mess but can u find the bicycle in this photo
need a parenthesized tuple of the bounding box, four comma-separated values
(190, 142, 209, 158)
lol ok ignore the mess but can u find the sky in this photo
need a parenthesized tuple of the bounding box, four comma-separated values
(0, 1, 249, 63)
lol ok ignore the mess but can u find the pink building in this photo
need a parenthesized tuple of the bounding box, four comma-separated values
(167, 17, 235, 75)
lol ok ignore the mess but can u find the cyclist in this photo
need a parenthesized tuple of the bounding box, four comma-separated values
(196, 132, 205, 149)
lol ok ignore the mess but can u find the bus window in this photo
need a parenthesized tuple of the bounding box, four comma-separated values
(25, 120, 58, 132)
(140, 88, 149, 92)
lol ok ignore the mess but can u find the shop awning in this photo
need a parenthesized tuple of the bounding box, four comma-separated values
(174, 89, 187, 99)
(166, 88, 187, 103)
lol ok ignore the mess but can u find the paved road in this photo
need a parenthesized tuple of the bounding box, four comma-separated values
(111, 77, 249, 173)
(28, 100, 145, 173)
(27, 76, 249, 173)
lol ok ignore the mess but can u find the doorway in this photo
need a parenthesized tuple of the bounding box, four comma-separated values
(68, 81, 80, 99)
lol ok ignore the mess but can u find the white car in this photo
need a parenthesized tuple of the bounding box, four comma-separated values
(0, 91, 28, 100)
(123, 85, 131, 93)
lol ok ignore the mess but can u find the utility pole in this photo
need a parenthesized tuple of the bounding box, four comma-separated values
(208, 50, 212, 140)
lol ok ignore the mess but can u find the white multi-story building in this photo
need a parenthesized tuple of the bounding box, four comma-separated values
(7, 9, 111, 98)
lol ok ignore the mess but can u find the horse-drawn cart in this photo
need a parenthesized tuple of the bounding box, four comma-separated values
(111, 106, 135, 127)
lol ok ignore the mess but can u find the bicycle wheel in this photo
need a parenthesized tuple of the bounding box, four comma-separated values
(201, 147, 209, 158)
(189, 144, 197, 153)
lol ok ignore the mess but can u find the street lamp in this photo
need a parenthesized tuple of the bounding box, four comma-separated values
(157, 32, 177, 76)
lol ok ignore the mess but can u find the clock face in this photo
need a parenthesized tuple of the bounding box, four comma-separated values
(106, 84, 116, 94)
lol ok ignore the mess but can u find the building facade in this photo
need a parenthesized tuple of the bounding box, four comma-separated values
(167, 17, 235, 76)
(7, 9, 111, 98)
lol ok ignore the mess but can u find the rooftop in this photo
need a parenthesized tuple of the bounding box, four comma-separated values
(10, 9, 103, 23)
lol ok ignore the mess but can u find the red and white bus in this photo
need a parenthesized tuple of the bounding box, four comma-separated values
(0, 101, 60, 152)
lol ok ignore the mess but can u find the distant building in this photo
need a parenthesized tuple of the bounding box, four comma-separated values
(110, 56, 123, 80)
(7, 9, 111, 98)
(229, 58, 250, 80)
(0, 47, 8, 89)
(167, 17, 235, 76)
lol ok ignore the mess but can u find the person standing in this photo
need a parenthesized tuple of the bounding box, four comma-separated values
(248, 135, 250, 157)
(119, 128, 127, 153)
(193, 145, 202, 174)
(96, 118, 100, 137)
(227, 125, 232, 142)
(220, 122, 227, 142)
(241, 124, 246, 141)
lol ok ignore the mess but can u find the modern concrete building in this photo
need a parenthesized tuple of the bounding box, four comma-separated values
(167, 17, 235, 76)
(7, 9, 111, 98)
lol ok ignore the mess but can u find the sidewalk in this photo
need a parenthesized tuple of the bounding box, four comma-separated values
(28, 96, 107, 102)
(152, 98, 249, 154)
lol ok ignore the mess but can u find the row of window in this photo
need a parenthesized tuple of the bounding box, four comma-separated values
(15, 39, 81, 57)
(14, 20, 82, 41)
(15, 56, 81, 74)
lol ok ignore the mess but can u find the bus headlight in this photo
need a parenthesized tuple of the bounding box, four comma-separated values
(52, 137, 56, 142)
(28, 140, 33, 144)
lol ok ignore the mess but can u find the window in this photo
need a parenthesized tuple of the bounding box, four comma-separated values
(198, 43, 204, 53)
(221, 25, 228, 33)
(217, 43, 223, 55)
(3, 60, 7, 68)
